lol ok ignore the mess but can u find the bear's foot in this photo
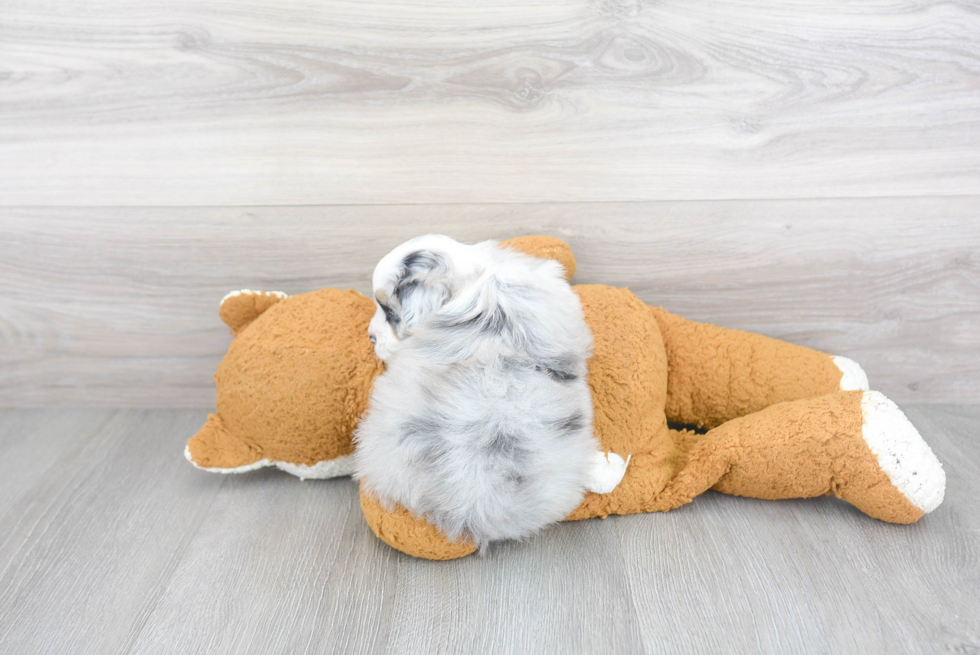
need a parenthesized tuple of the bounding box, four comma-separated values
(859, 390, 945, 515)
(674, 390, 945, 524)
(832, 355, 870, 391)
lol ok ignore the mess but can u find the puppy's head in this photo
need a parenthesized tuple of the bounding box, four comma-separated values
(368, 235, 479, 360)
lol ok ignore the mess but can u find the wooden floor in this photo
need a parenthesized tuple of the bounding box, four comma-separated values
(0, 406, 977, 654)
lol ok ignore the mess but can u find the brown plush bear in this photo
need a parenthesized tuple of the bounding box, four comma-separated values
(185, 236, 945, 560)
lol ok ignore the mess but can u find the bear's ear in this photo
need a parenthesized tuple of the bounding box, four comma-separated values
(386, 250, 453, 336)
(498, 235, 576, 281)
(218, 289, 288, 336)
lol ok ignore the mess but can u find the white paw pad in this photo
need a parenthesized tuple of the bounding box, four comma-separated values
(585, 452, 631, 495)
(860, 391, 945, 513)
(833, 355, 870, 391)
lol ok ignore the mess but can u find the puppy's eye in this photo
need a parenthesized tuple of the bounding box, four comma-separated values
(369, 334, 377, 344)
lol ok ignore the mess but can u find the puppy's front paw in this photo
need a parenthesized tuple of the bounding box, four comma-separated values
(585, 452, 631, 495)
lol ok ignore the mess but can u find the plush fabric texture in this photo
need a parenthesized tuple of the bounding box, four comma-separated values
(360, 489, 479, 560)
(187, 288, 381, 469)
(650, 307, 845, 429)
(499, 235, 577, 280)
(186, 235, 944, 560)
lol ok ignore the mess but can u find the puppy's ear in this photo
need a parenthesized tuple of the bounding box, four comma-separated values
(390, 250, 453, 333)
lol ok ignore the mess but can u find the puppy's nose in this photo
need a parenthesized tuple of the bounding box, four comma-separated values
(369, 334, 377, 344)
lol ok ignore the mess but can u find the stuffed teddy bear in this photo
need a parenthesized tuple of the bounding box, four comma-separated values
(185, 236, 946, 560)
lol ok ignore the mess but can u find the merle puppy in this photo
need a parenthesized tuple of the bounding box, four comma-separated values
(354, 235, 625, 550)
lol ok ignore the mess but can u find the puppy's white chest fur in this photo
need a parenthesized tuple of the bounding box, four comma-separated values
(354, 235, 625, 549)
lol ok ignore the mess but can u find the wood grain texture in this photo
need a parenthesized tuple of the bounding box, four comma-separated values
(0, 406, 976, 653)
(1, 0, 979, 205)
(0, 410, 223, 654)
(2, 198, 978, 407)
(617, 405, 980, 653)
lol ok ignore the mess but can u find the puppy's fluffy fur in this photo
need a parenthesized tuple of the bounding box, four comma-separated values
(354, 235, 597, 549)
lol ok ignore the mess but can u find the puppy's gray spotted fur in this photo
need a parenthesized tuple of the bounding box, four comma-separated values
(354, 235, 597, 550)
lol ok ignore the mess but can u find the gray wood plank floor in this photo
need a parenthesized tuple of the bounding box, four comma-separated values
(0, 407, 977, 654)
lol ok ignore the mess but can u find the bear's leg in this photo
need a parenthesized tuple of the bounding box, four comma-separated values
(648, 307, 868, 429)
(654, 390, 945, 523)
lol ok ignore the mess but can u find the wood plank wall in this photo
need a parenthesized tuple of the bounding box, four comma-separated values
(2, 201, 978, 406)
(3, 0, 979, 205)
(1, 0, 978, 406)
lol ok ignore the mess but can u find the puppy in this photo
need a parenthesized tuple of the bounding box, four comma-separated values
(354, 235, 619, 550)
